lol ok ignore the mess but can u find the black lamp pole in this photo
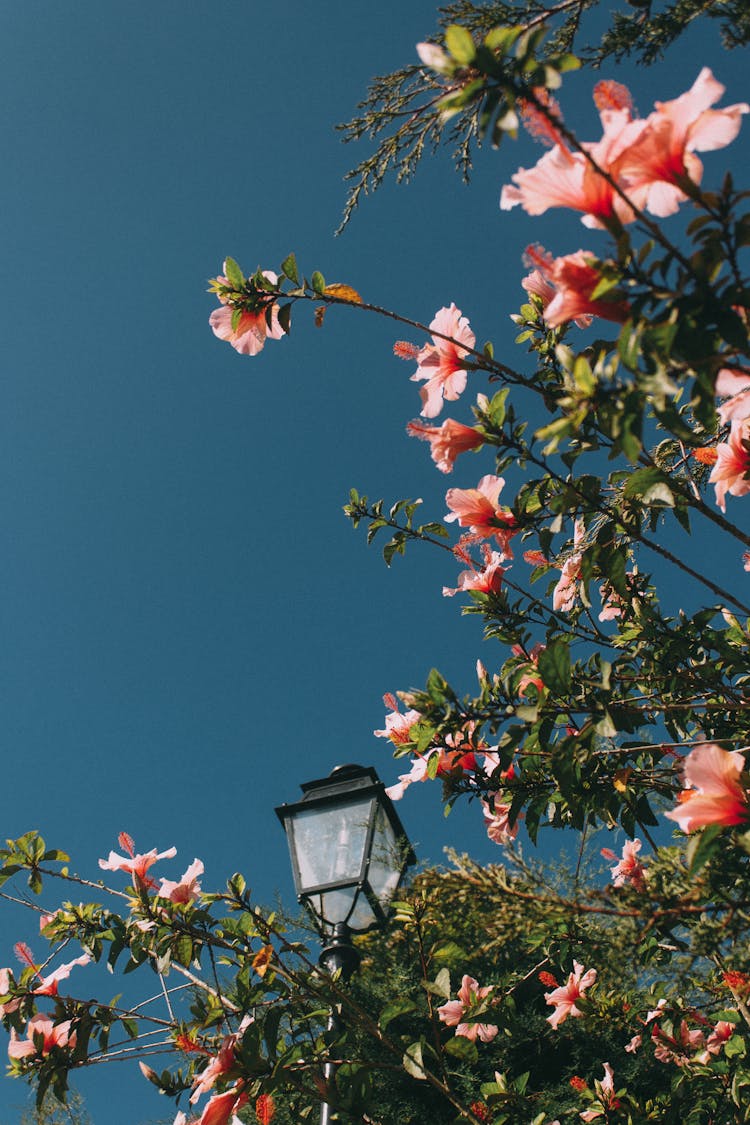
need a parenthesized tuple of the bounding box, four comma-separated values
(275, 764, 415, 1125)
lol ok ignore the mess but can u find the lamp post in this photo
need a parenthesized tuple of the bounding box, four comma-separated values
(275, 764, 416, 1124)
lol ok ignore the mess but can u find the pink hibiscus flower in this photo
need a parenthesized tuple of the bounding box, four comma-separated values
(400, 304, 475, 418)
(406, 418, 484, 473)
(482, 799, 520, 846)
(209, 267, 285, 356)
(198, 1088, 248, 1125)
(665, 743, 749, 832)
(33, 952, 92, 997)
(709, 419, 750, 510)
(158, 858, 204, 905)
(8, 1013, 76, 1059)
(613, 69, 749, 219)
(442, 544, 507, 598)
(501, 83, 645, 228)
(523, 245, 630, 329)
(580, 1063, 619, 1122)
(374, 694, 421, 746)
(99, 832, 177, 890)
(545, 961, 597, 1029)
(600, 839, 646, 891)
(386, 734, 478, 802)
(438, 975, 498, 1042)
(715, 367, 750, 425)
(445, 475, 516, 549)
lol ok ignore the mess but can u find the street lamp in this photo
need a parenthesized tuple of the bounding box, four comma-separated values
(275, 763, 416, 1123)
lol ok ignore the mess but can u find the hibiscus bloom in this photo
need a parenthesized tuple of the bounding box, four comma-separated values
(523, 245, 629, 329)
(600, 839, 646, 891)
(33, 953, 91, 997)
(665, 743, 749, 832)
(437, 975, 498, 1042)
(8, 1014, 76, 1059)
(209, 267, 285, 356)
(406, 418, 483, 473)
(545, 961, 597, 1029)
(715, 367, 750, 425)
(374, 694, 421, 746)
(551, 519, 586, 612)
(501, 84, 645, 228)
(580, 1063, 619, 1122)
(99, 833, 177, 889)
(158, 859, 204, 905)
(442, 544, 507, 597)
(482, 799, 520, 845)
(708, 420, 750, 511)
(445, 475, 516, 550)
(404, 304, 476, 418)
(652, 1019, 706, 1066)
(613, 69, 749, 219)
(198, 1088, 248, 1125)
(386, 733, 478, 801)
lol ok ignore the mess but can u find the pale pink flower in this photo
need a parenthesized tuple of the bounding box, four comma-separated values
(374, 694, 421, 746)
(438, 975, 498, 1042)
(716, 367, 750, 425)
(625, 1033, 642, 1053)
(600, 838, 646, 891)
(191, 1034, 238, 1102)
(445, 475, 516, 548)
(39, 912, 60, 933)
(209, 268, 285, 356)
(645, 999, 668, 1024)
(407, 304, 475, 418)
(545, 961, 597, 1029)
(580, 1062, 618, 1121)
(614, 69, 749, 219)
(158, 859, 204, 905)
(665, 743, 748, 832)
(442, 544, 507, 597)
(511, 643, 545, 696)
(33, 953, 91, 997)
(501, 89, 644, 228)
(198, 1089, 248, 1125)
(8, 1014, 75, 1059)
(406, 418, 483, 473)
(552, 520, 585, 611)
(695, 1020, 734, 1064)
(482, 799, 519, 845)
(99, 834, 177, 889)
(387, 736, 478, 801)
(537, 248, 630, 329)
(709, 419, 750, 510)
(598, 581, 629, 622)
(652, 1019, 705, 1066)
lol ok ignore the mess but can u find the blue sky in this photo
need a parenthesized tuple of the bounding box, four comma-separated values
(0, 4, 747, 1121)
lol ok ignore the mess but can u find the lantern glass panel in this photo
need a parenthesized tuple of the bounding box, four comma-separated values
(289, 795, 375, 894)
(366, 805, 403, 909)
(308, 889, 378, 933)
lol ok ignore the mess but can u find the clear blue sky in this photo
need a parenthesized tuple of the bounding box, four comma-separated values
(0, 4, 746, 1121)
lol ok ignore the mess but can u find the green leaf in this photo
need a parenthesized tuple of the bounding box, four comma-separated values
(537, 639, 571, 694)
(402, 1041, 428, 1080)
(444, 1035, 478, 1062)
(311, 270, 326, 295)
(445, 25, 476, 65)
(379, 998, 419, 1030)
(280, 252, 299, 284)
(686, 823, 723, 876)
(277, 304, 292, 336)
(224, 257, 244, 290)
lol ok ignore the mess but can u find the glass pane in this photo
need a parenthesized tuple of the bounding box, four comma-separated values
(366, 806, 403, 909)
(289, 795, 375, 893)
(308, 887, 378, 932)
